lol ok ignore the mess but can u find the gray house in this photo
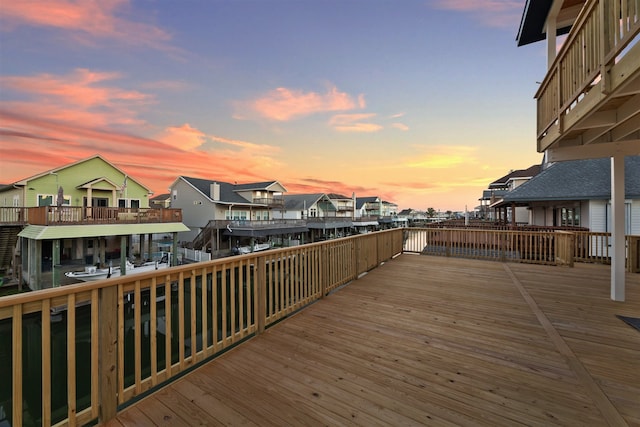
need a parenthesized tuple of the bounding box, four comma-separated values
(496, 156, 640, 235)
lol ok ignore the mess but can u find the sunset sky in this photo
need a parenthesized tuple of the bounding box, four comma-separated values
(0, 0, 546, 211)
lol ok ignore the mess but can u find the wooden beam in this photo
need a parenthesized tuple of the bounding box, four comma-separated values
(547, 139, 640, 162)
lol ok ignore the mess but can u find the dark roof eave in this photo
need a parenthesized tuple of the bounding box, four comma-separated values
(516, 0, 572, 46)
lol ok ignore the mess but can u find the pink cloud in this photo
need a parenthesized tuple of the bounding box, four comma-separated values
(432, 0, 522, 29)
(329, 114, 383, 133)
(0, 69, 153, 128)
(241, 86, 362, 121)
(0, 0, 173, 50)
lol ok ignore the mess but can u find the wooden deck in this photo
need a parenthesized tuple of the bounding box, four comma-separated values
(108, 255, 640, 426)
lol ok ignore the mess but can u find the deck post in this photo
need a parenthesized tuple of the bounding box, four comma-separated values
(98, 286, 119, 423)
(611, 154, 625, 301)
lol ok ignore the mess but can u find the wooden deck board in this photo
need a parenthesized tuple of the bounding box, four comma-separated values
(113, 255, 640, 426)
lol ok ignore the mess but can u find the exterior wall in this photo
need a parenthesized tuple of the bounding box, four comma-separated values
(170, 179, 212, 241)
(0, 186, 23, 207)
(3, 157, 150, 208)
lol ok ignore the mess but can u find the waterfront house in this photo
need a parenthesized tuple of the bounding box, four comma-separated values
(480, 164, 541, 222)
(517, 0, 640, 300)
(353, 196, 401, 231)
(282, 193, 353, 241)
(170, 176, 308, 254)
(327, 193, 356, 218)
(495, 156, 640, 233)
(0, 155, 188, 289)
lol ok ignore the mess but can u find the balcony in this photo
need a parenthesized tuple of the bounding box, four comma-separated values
(252, 197, 285, 208)
(535, 0, 640, 154)
(1, 229, 639, 426)
(0, 206, 183, 226)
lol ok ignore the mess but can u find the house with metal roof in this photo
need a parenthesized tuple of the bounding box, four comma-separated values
(0, 155, 188, 289)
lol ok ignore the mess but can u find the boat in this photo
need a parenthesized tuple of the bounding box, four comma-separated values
(65, 254, 170, 282)
(232, 242, 272, 255)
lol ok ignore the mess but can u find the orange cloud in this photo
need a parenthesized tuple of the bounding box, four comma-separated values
(329, 113, 382, 133)
(157, 124, 207, 151)
(0, 0, 173, 50)
(241, 86, 361, 121)
(432, 0, 522, 29)
(0, 110, 283, 194)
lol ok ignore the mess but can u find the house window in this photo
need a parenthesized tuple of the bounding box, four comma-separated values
(118, 198, 141, 209)
(38, 194, 70, 206)
(310, 208, 317, 217)
(561, 207, 580, 227)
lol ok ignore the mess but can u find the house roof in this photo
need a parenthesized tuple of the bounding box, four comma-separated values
(180, 176, 255, 204)
(356, 197, 380, 209)
(516, 0, 574, 46)
(489, 164, 542, 189)
(232, 181, 287, 192)
(10, 154, 151, 192)
(283, 194, 333, 211)
(150, 193, 171, 202)
(502, 156, 640, 203)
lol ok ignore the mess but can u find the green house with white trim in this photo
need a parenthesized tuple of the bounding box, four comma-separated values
(0, 155, 188, 290)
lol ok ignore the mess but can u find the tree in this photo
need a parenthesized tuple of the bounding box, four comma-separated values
(426, 208, 436, 218)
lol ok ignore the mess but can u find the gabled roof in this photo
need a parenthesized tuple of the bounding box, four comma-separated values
(150, 193, 171, 202)
(232, 181, 287, 192)
(179, 176, 255, 204)
(502, 156, 640, 202)
(356, 196, 380, 209)
(327, 193, 352, 200)
(283, 193, 332, 211)
(489, 164, 542, 189)
(516, 0, 574, 46)
(11, 154, 150, 191)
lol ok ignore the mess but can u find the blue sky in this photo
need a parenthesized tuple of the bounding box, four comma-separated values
(0, 0, 546, 211)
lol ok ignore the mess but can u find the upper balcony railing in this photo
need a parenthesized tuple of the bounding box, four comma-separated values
(0, 206, 183, 226)
(252, 197, 285, 208)
(535, 0, 640, 150)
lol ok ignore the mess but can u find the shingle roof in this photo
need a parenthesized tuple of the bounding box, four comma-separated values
(283, 194, 327, 210)
(489, 164, 542, 188)
(502, 157, 640, 202)
(233, 181, 280, 191)
(181, 176, 254, 204)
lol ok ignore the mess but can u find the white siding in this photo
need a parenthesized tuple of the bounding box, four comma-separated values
(588, 200, 607, 232)
(631, 200, 640, 235)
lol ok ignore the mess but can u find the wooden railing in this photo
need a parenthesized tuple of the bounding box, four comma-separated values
(404, 228, 639, 272)
(0, 229, 403, 427)
(0, 206, 183, 226)
(535, 0, 640, 149)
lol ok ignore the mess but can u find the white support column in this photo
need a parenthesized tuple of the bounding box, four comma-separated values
(610, 154, 625, 301)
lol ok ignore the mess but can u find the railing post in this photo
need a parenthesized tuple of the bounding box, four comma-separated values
(445, 229, 451, 257)
(554, 231, 575, 267)
(256, 257, 266, 334)
(98, 286, 119, 423)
